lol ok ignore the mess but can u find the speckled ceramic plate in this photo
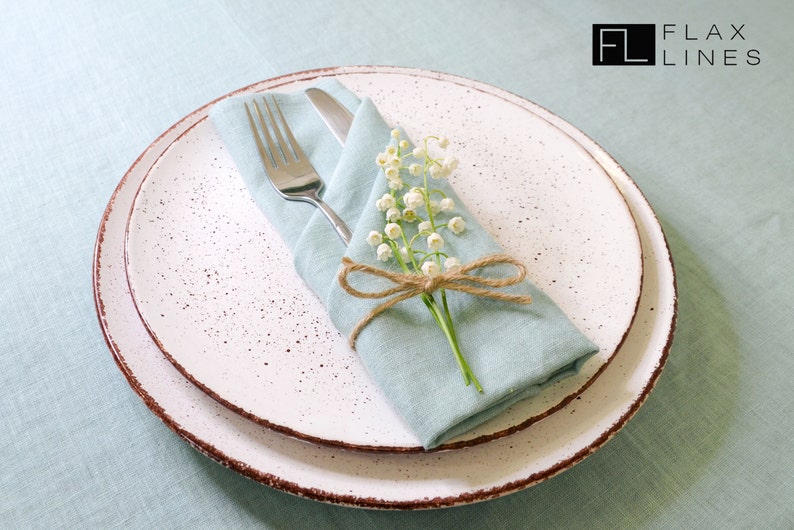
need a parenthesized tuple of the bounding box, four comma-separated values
(122, 68, 643, 452)
(96, 66, 675, 508)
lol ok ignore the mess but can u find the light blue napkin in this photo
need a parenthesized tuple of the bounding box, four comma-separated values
(209, 79, 598, 449)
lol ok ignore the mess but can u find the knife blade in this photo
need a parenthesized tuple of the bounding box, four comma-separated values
(305, 88, 354, 146)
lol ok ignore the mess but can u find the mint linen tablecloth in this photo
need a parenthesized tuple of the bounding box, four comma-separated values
(2, 0, 792, 527)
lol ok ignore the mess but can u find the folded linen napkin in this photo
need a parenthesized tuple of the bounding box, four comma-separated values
(209, 79, 598, 449)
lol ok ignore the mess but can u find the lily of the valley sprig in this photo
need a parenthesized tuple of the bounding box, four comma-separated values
(367, 130, 482, 391)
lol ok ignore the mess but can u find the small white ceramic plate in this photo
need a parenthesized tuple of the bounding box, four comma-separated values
(95, 67, 675, 509)
(123, 68, 643, 451)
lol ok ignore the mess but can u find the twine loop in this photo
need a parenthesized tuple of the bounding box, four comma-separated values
(337, 253, 533, 348)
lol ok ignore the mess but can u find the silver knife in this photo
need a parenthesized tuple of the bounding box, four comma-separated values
(305, 88, 354, 146)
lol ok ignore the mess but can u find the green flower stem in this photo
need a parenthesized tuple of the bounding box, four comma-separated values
(422, 291, 483, 392)
(421, 155, 439, 232)
(391, 232, 481, 390)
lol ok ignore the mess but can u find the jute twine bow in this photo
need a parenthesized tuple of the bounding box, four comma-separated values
(337, 253, 533, 348)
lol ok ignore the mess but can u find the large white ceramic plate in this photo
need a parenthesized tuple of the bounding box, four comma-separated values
(123, 68, 642, 451)
(94, 66, 675, 508)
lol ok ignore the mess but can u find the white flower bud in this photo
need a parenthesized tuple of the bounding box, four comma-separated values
(437, 136, 449, 149)
(418, 220, 432, 233)
(366, 231, 383, 246)
(384, 223, 402, 240)
(408, 163, 422, 176)
(444, 256, 461, 270)
(421, 261, 441, 277)
(376, 243, 393, 262)
(427, 232, 445, 251)
(443, 156, 459, 171)
(440, 197, 455, 212)
(403, 190, 424, 209)
(387, 176, 404, 190)
(385, 207, 402, 222)
(448, 216, 466, 235)
(375, 193, 396, 212)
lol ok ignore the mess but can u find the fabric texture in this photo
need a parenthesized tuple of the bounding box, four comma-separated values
(3, 0, 793, 527)
(209, 79, 597, 448)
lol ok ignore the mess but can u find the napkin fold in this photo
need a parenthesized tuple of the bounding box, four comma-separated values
(209, 79, 598, 449)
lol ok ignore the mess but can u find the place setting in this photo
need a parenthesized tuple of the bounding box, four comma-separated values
(94, 66, 676, 508)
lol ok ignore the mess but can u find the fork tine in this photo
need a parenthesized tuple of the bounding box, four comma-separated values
(253, 99, 283, 169)
(244, 101, 276, 173)
(269, 97, 306, 164)
(261, 97, 297, 166)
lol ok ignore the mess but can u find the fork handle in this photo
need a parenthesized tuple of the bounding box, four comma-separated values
(312, 198, 352, 245)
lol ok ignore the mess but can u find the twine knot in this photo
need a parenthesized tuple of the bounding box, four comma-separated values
(337, 253, 533, 348)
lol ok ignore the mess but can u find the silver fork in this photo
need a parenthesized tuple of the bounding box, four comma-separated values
(244, 96, 352, 245)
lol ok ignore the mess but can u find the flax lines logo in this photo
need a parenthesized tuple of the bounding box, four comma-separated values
(593, 24, 656, 65)
(592, 23, 762, 67)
